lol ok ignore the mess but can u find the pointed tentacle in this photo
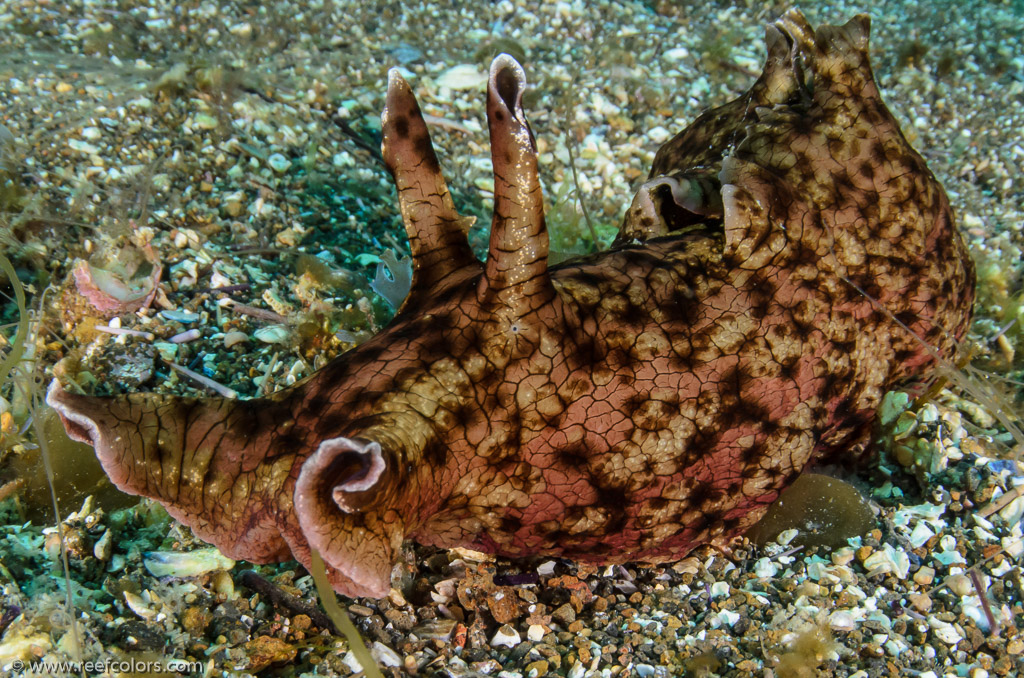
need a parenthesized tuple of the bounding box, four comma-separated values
(619, 12, 809, 248)
(479, 54, 555, 319)
(381, 69, 478, 302)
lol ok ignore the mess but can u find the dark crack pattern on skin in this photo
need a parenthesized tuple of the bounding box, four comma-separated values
(48, 11, 974, 598)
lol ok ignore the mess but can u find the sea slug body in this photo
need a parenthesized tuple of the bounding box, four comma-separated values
(48, 10, 974, 598)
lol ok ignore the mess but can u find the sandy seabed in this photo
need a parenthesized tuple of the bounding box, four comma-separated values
(1, 0, 1023, 676)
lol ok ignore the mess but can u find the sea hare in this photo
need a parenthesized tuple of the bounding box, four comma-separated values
(48, 11, 974, 598)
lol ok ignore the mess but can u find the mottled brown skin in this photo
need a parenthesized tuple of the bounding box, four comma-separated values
(48, 11, 974, 598)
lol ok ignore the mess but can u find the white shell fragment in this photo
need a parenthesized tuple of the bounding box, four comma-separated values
(710, 582, 730, 599)
(775, 528, 799, 546)
(436, 64, 488, 91)
(123, 590, 160, 620)
(372, 642, 402, 667)
(212, 570, 235, 597)
(928, 618, 964, 645)
(143, 548, 236, 578)
(268, 153, 290, 173)
(863, 544, 911, 579)
(999, 495, 1024, 526)
(829, 610, 857, 632)
(343, 642, 401, 672)
(908, 522, 935, 549)
(537, 561, 557, 576)
(963, 595, 1003, 633)
(411, 620, 455, 641)
(161, 310, 201, 323)
(945, 573, 973, 597)
(93, 529, 113, 561)
(490, 624, 521, 648)
(753, 557, 778, 578)
(69, 139, 100, 154)
(254, 325, 291, 344)
(933, 535, 967, 566)
(711, 609, 740, 628)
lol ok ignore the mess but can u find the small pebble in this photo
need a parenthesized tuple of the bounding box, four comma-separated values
(551, 603, 576, 625)
(795, 581, 821, 597)
(907, 592, 932, 613)
(526, 660, 549, 676)
(945, 573, 973, 596)
(831, 547, 855, 566)
(646, 126, 670, 144)
(224, 331, 249, 348)
(161, 310, 201, 323)
(268, 153, 290, 173)
(387, 588, 408, 607)
(193, 113, 218, 130)
(93, 529, 113, 561)
(212, 570, 234, 597)
(348, 604, 374, 617)
(913, 566, 936, 586)
(170, 329, 202, 343)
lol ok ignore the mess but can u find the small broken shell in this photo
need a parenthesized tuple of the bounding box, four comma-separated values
(223, 331, 248, 348)
(143, 548, 236, 578)
(490, 624, 521, 648)
(93, 529, 113, 561)
(254, 325, 290, 344)
(123, 590, 160, 621)
(72, 257, 162, 316)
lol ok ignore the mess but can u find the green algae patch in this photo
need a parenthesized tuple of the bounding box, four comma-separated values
(748, 473, 876, 550)
(8, 406, 136, 522)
